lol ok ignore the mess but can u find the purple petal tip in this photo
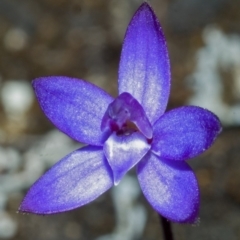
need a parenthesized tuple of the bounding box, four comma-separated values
(19, 146, 113, 214)
(118, 1, 171, 124)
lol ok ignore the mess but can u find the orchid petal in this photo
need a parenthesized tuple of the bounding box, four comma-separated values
(104, 132, 150, 185)
(137, 152, 199, 223)
(152, 106, 221, 161)
(19, 146, 113, 214)
(33, 77, 113, 146)
(118, 3, 170, 124)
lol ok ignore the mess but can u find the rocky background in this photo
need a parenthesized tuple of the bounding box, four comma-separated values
(0, 0, 240, 239)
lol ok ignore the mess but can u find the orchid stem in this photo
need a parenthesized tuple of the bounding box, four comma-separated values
(159, 215, 174, 240)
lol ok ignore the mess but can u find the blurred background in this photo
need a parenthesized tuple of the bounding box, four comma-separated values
(0, 0, 240, 239)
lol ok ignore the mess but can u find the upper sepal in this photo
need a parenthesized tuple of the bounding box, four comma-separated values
(118, 2, 170, 124)
(152, 106, 222, 161)
(19, 146, 113, 214)
(33, 76, 113, 146)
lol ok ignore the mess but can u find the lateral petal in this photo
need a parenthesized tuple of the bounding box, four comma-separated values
(33, 77, 113, 146)
(19, 146, 113, 214)
(152, 106, 222, 161)
(104, 132, 150, 185)
(118, 3, 170, 124)
(137, 152, 199, 223)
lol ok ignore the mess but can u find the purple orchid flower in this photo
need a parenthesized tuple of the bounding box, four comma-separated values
(19, 3, 221, 223)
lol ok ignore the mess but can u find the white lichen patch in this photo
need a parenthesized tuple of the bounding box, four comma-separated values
(187, 26, 240, 126)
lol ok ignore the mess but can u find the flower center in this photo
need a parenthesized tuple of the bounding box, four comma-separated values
(101, 92, 153, 139)
(116, 120, 139, 136)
